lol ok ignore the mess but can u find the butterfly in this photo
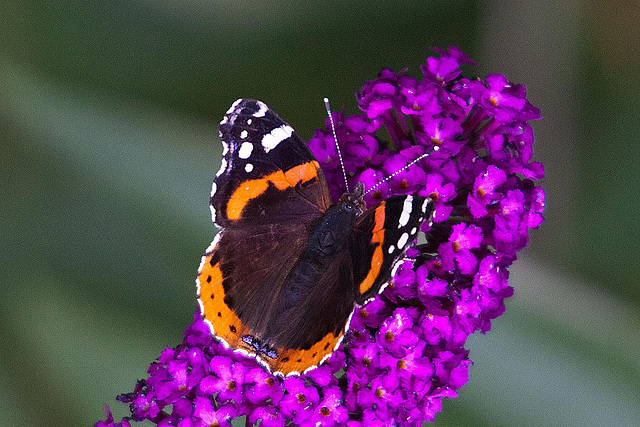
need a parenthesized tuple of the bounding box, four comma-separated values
(196, 99, 433, 377)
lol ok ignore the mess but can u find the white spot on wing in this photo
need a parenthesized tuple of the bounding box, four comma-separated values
(262, 124, 293, 153)
(197, 254, 209, 277)
(388, 245, 395, 254)
(238, 142, 253, 159)
(390, 258, 410, 280)
(210, 205, 216, 223)
(240, 130, 248, 139)
(227, 99, 242, 114)
(378, 281, 390, 296)
(411, 227, 417, 235)
(397, 232, 409, 249)
(245, 163, 253, 173)
(196, 296, 205, 315)
(254, 101, 268, 117)
(221, 141, 229, 156)
(209, 187, 222, 226)
(216, 158, 228, 177)
(198, 234, 223, 276)
(398, 195, 414, 228)
(205, 232, 222, 254)
(422, 198, 430, 212)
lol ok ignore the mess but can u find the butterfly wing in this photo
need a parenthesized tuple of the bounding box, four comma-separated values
(198, 218, 357, 376)
(198, 99, 334, 375)
(211, 98, 332, 228)
(197, 223, 313, 363)
(351, 194, 434, 303)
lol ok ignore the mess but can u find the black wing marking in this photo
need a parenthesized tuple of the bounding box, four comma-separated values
(351, 194, 434, 303)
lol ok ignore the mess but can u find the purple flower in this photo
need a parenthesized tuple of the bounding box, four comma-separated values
(438, 223, 484, 274)
(376, 307, 420, 357)
(192, 397, 235, 426)
(248, 406, 284, 427)
(244, 368, 282, 406)
(96, 406, 132, 427)
(468, 165, 508, 218)
(280, 377, 320, 424)
(309, 387, 349, 426)
(198, 356, 246, 404)
(97, 47, 544, 426)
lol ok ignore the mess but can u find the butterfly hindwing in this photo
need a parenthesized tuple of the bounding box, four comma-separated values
(198, 221, 357, 376)
(197, 223, 310, 362)
(212, 99, 332, 228)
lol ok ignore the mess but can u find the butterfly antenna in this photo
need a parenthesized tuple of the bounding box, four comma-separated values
(324, 97, 350, 193)
(362, 147, 439, 196)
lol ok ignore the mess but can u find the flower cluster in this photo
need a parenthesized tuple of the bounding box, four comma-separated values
(97, 47, 544, 426)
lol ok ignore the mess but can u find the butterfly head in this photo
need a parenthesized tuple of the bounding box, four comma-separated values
(338, 181, 366, 217)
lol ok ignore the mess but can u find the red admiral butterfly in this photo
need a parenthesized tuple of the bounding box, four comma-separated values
(196, 99, 434, 377)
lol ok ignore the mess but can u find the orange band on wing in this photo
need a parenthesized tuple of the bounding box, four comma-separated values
(372, 201, 386, 235)
(197, 255, 251, 349)
(272, 330, 343, 375)
(283, 161, 320, 184)
(226, 161, 320, 220)
(359, 202, 386, 294)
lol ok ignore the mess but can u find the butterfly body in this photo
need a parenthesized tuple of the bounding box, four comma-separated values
(197, 99, 433, 376)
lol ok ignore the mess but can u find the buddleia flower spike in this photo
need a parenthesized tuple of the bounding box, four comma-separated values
(97, 46, 544, 427)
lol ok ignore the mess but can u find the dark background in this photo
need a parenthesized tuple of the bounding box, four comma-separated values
(2, 1, 639, 426)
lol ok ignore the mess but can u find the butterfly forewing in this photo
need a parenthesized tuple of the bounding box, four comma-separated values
(212, 99, 331, 228)
(351, 194, 434, 303)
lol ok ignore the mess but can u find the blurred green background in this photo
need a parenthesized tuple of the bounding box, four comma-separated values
(2, 1, 639, 426)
